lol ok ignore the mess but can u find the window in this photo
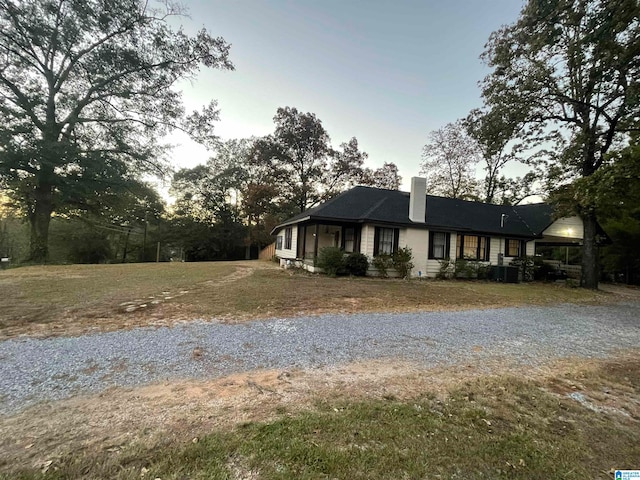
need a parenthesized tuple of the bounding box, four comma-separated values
(428, 231, 450, 259)
(344, 228, 355, 253)
(506, 239, 525, 257)
(374, 227, 399, 256)
(276, 235, 283, 250)
(456, 234, 490, 261)
(284, 227, 292, 250)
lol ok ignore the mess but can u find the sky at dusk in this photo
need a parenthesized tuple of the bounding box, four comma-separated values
(168, 0, 526, 190)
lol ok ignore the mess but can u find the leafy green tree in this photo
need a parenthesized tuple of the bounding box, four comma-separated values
(480, 0, 640, 288)
(172, 162, 247, 225)
(251, 107, 369, 213)
(170, 138, 256, 259)
(552, 137, 640, 283)
(0, 0, 233, 262)
(251, 107, 331, 213)
(160, 215, 247, 262)
(44, 181, 164, 263)
(465, 109, 534, 204)
(420, 120, 481, 200)
(491, 172, 540, 206)
(0, 198, 28, 261)
(325, 137, 370, 195)
(363, 162, 402, 190)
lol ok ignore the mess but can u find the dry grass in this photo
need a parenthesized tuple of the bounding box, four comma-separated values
(2, 262, 637, 478)
(2, 352, 639, 479)
(0, 260, 617, 339)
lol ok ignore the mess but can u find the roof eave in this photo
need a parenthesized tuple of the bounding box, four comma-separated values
(270, 216, 311, 235)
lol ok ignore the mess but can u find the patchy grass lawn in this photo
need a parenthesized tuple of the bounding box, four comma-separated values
(0, 260, 614, 338)
(2, 353, 639, 479)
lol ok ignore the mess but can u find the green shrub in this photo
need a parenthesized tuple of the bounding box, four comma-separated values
(393, 247, 414, 279)
(437, 258, 455, 279)
(316, 246, 345, 276)
(476, 263, 491, 280)
(454, 258, 478, 278)
(344, 252, 369, 276)
(372, 254, 393, 278)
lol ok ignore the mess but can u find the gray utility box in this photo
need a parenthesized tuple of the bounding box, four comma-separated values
(489, 265, 520, 283)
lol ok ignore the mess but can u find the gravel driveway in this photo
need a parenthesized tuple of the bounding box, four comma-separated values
(1, 302, 639, 415)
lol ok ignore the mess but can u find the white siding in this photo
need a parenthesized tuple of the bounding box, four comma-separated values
(491, 237, 535, 263)
(489, 237, 501, 264)
(542, 216, 583, 239)
(425, 231, 457, 278)
(274, 225, 298, 260)
(525, 240, 535, 256)
(275, 223, 543, 273)
(425, 260, 442, 277)
(428, 233, 532, 277)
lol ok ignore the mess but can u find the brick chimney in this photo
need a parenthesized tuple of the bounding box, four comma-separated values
(409, 177, 426, 223)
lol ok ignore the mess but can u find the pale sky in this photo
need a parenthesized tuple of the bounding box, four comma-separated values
(167, 0, 526, 191)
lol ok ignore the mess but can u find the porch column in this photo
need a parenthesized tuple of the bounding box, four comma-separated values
(301, 225, 307, 259)
(313, 223, 319, 265)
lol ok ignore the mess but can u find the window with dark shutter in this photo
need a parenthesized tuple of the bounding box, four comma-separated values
(284, 227, 292, 249)
(344, 228, 355, 253)
(428, 231, 450, 259)
(506, 239, 525, 257)
(374, 227, 398, 256)
(456, 234, 490, 261)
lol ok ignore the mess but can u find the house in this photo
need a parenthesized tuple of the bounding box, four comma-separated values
(271, 177, 596, 277)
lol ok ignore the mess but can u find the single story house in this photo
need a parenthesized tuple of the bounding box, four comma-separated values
(271, 177, 600, 277)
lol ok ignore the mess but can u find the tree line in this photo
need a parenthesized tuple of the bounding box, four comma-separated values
(169, 106, 401, 259)
(0, 0, 399, 265)
(0, 0, 638, 287)
(1, 103, 402, 263)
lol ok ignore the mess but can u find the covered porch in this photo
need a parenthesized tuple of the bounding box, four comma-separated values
(535, 235, 583, 280)
(295, 222, 362, 270)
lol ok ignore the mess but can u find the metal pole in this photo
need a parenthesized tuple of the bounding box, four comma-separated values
(142, 212, 147, 262)
(156, 242, 160, 263)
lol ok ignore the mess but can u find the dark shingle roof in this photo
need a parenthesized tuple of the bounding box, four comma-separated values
(273, 186, 554, 237)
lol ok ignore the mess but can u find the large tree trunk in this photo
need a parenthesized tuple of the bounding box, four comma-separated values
(29, 182, 54, 263)
(28, 127, 59, 263)
(581, 211, 599, 289)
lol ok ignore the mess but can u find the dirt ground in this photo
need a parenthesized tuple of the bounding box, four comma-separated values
(2, 264, 639, 473)
(0, 261, 271, 340)
(598, 283, 640, 299)
(0, 260, 629, 340)
(2, 351, 640, 473)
